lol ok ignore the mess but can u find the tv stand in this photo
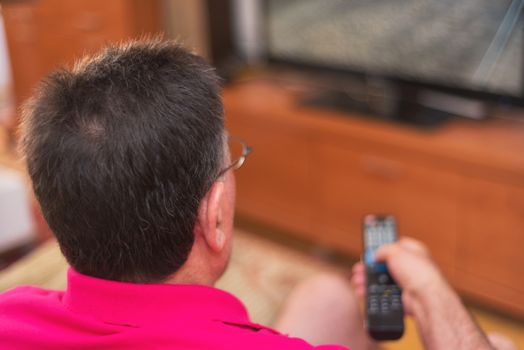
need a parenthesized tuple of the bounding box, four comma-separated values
(224, 75, 524, 319)
(299, 88, 452, 128)
(300, 89, 381, 117)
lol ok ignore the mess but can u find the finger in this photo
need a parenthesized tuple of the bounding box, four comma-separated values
(353, 285, 366, 298)
(352, 262, 364, 274)
(398, 237, 429, 257)
(350, 276, 366, 297)
(351, 270, 365, 284)
(350, 268, 365, 295)
(374, 243, 397, 262)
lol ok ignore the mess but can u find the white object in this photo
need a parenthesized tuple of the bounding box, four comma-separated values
(0, 167, 34, 252)
(233, 0, 265, 63)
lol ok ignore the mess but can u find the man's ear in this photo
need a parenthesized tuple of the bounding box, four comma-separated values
(197, 181, 225, 253)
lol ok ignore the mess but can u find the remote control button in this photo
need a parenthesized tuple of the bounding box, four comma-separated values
(375, 264, 388, 273)
(369, 284, 379, 293)
(378, 274, 389, 284)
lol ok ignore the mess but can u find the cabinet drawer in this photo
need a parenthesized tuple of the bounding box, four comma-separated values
(311, 140, 460, 277)
(458, 180, 524, 293)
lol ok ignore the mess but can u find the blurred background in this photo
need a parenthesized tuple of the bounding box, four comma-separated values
(0, 1, 523, 348)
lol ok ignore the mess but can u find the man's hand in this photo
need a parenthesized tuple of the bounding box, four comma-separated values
(351, 237, 494, 350)
(351, 237, 447, 315)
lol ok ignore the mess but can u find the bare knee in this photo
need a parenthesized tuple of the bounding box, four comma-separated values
(274, 272, 366, 348)
(487, 332, 518, 350)
(300, 273, 353, 296)
(290, 273, 359, 316)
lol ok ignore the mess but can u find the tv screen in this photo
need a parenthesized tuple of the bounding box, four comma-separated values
(266, 0, 523, 101)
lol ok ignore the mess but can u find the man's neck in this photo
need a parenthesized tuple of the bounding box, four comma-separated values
(165, 263, 217, 286)
(164, 243, 222, 286)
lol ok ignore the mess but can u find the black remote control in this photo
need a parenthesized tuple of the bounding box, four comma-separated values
(362, 214, 404, 341)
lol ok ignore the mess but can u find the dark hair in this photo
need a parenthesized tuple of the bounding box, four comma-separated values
(21, 40, 225, 283)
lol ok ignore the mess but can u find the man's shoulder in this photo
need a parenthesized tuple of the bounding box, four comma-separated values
(0, 285, 63, 310)
(1, 285, 60, 298)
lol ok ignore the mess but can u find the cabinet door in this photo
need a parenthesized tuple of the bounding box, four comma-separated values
(227, 113, 313, 236)
(456, 179, 524, 315)
(311, 140, 460, 278)
(2, 0, 161, 107)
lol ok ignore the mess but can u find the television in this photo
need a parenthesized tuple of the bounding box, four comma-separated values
(257, 0, 524, 126)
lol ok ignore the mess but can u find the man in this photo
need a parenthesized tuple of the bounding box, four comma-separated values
(0, 40, 515, 350)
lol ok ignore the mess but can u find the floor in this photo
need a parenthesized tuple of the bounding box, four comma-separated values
(0, 228, 523, 349)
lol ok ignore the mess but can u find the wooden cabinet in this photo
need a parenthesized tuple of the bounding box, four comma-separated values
(456, 179, 524, 315)
(310, 140, 460, 280)
(224, 77, 524, 318)
(229, 111, 313, 235)
(2, 0, 162, 109)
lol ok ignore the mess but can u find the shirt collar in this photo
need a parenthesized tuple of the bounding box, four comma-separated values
(62, 268, 250, 327)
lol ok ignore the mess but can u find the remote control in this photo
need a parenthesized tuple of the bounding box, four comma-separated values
(362, 214, 404, 341)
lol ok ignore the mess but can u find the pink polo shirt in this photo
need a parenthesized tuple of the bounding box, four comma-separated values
(0, 269, 348, 349)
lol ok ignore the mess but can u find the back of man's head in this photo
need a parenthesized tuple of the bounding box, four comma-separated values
(21, 39, 225, 283)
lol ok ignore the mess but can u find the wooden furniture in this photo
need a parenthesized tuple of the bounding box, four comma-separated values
(224, 76, 524, 318)
(2, 0, 163, 111)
